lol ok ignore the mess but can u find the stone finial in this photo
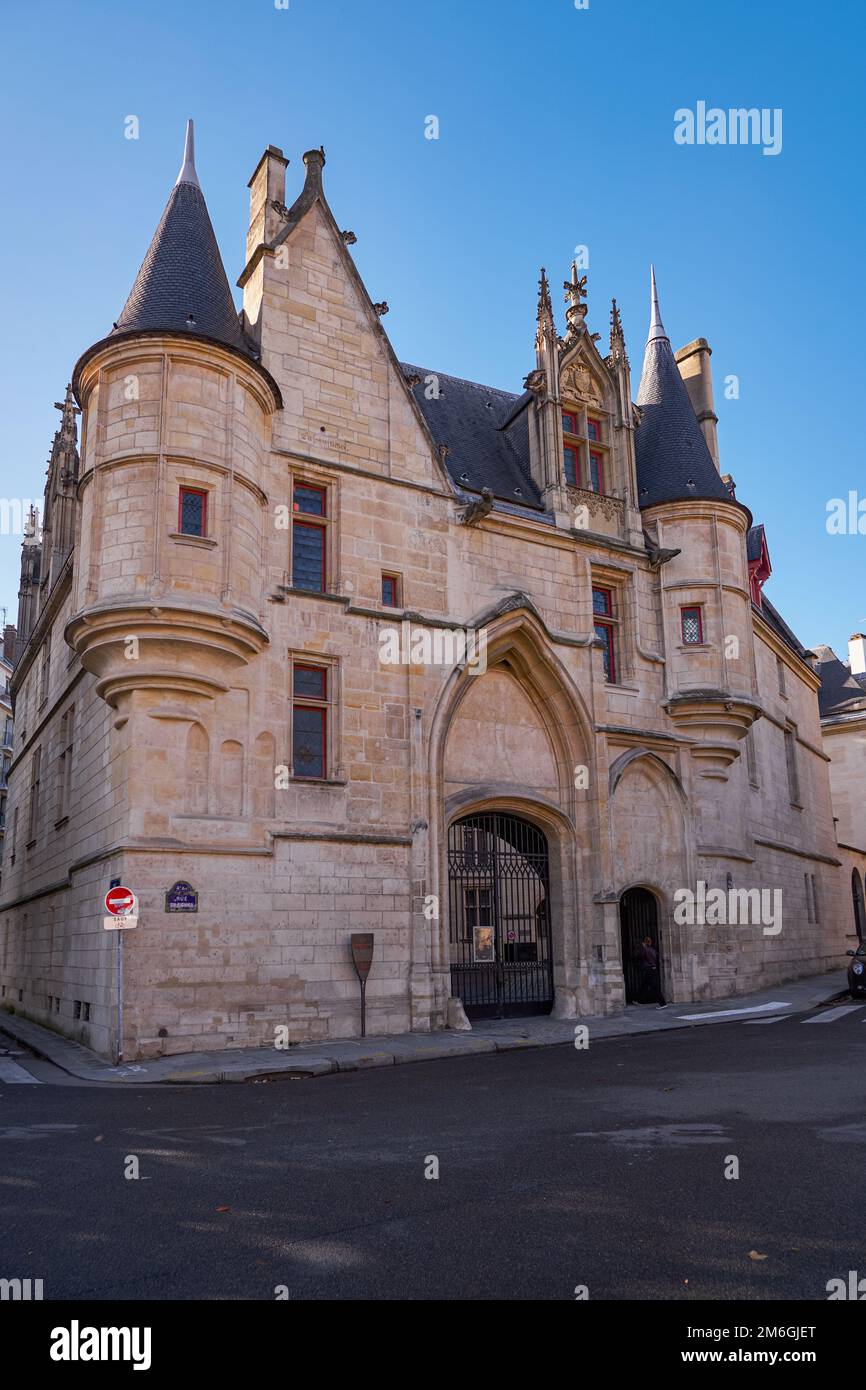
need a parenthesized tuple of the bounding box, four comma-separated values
(563, 261, 588, 340)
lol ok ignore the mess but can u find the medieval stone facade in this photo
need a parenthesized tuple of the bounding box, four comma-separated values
(0, 124, 855, 1059)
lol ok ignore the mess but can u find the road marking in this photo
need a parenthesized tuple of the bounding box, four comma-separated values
(0, 1058, 41, 1084)
(742, 1016, 787, 1025)
(803, 1004, 864, 1024)
(677, 1002, 791, 1021)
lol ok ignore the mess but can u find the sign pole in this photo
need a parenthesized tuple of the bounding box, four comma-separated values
(116, 928, 124, 1067)
(350, 933, 374, 1039)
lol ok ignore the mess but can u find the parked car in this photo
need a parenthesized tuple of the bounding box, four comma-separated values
(846, 942, 866, 997)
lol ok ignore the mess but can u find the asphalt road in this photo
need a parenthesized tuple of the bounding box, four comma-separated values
(1, 1007, 864, 1301)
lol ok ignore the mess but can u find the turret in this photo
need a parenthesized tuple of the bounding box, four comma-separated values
(67, 121, 282, 714)
(635, 268, 759, 780)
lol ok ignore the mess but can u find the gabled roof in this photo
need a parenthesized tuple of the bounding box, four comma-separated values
(814, 644, 866, 718)
(635, 268, 733, 509)
(747, 523, 768, 564)
(402, 365, 542, 508)
(109, 121, 251, 357)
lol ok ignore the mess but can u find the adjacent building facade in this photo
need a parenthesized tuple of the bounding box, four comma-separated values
(0, 124, 854, 1059)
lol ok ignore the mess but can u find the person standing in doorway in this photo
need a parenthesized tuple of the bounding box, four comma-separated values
(640, 936, 667, 1008)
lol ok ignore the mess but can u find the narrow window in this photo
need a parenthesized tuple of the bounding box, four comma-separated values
(292, 664, 328, 779)
(776, 654, 786, 696)
(562, 410, 582, 488)
(39, 646, 51, 706)
(83, 1002, 91, 1022)
(10, 805, 18, 862)
(563, 445, 579, 487)
(588, 449, 604, 493)
(745, 728, 759, 787)
(784, 726, 800, 804)
(27, 747, 41, 842)
(381, 573, 400, 608)
(292, 483, 327, 593)
(681, 606, 704, 645)
(57, 705, 74, 821)
(74, 1000, 82, 1020)
(179, 487, 208, 537)
(592, 587, 617, 684)
(811, 874, 821, 923)
(804, 872, 813, 923)
(586, 417, 602, 443)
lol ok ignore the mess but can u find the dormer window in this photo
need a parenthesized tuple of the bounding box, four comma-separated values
(562, 407, 609, 494)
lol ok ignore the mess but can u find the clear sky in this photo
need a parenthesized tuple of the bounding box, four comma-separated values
(1, 0, 863, 656)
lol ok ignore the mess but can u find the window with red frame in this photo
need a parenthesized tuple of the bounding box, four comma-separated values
(292, 482, 327, 592)
(562, 410, 581, 486)
(592, 586, 617, 683)
(179, 487, 207, 537)
(292, 664, 328, 779)
(680, 606, 704, 645)
(586, 417, 602, 443)
(381, 573, 400, 607)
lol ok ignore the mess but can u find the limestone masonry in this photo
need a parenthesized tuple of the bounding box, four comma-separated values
(1, 123, 864, 1060)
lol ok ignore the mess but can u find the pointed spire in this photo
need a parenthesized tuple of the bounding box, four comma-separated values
(635, 268, 730, 508)
(648, 264, 668, 343)
(175, 119, 200, 189)
(108, 122, 249, 355)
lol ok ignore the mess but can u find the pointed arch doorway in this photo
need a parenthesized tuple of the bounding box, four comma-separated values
(447, 811, 554, 1018)
(619, 887, 662, 1004)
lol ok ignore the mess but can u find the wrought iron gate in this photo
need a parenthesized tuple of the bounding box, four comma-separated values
(447, 812, 553, 1018)
(619, 887, 660, 1004)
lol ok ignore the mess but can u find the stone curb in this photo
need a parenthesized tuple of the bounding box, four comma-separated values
(0, 973, 849, 1086)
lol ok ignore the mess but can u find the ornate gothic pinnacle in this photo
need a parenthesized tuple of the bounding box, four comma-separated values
(563, 261, 588, 339)
(609, 298, 627, 364)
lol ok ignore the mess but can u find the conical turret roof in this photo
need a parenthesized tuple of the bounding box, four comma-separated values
(110, 121, 250, 355)
(634, 267, 730, 508)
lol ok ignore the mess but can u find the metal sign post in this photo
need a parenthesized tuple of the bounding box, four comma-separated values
(104, 887, 138, 1066)
(350, 933, 374, 1037)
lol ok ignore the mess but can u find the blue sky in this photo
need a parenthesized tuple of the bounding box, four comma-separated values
(1, 0, 863, 655)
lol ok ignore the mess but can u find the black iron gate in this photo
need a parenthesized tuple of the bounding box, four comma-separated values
(619, 887, 660, 1004)
(447, 812, 553, 1018)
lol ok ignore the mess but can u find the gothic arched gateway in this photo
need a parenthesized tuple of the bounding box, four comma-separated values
(447, 812, 554, 1018)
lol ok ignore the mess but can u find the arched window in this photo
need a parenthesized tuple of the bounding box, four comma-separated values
(852, 870, 865, 942)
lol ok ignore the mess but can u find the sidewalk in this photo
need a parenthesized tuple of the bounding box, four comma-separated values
(0, 970, 848, 1086)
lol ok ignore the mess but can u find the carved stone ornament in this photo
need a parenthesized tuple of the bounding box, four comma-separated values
(523, 368, 547, 397)
(567, 485, 624, 522)
(560, 360, 603, 406)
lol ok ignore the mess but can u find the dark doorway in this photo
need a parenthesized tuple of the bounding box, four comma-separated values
(447, 812, 554, 1018)
(619, 887, 661, 1004)
(853, 870, 865, 943)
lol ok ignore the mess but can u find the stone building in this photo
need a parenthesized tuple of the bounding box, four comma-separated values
(0, 123, 854, 1059)
(816, 637, 866, 942)
(0, 623, 15, 875)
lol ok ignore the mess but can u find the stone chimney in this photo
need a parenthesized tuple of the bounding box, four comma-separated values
(2, 624, 16, 669)
(675, 338, 719, 469)
(849, 633, 866, 676)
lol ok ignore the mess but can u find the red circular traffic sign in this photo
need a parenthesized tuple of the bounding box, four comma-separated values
(105, 886, 137, 916)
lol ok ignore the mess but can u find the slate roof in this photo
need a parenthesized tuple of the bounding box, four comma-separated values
(401, 365, 542, 508)
(110, 124, 251, 357)
(747, 523, 767, 563)
(814, 644, 866, 718)
(759, 595, 811, 663)
(634, 319, 732, 508)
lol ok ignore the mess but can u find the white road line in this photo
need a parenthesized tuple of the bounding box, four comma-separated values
(677, 1002, 792, 1021)
(742, 1016, 787, 1025)
(803, 1005, 864, 1024)
(0, 1057, 42, 1084)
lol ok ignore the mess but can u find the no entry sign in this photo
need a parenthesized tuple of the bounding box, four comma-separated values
(105, 886, 137, 917)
